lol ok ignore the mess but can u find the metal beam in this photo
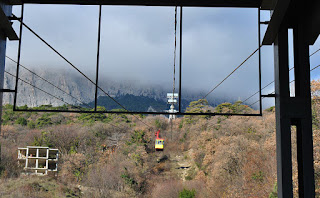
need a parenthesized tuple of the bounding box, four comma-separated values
(262, 0, 291, 45)
(9, 0, 262, 7)
(306, 0, 320, 45)
(293, 1, 315, 195)
(13, 108, 262, 116)
(260, 0, 276, 10)
(0, 0, 13, 143)
(0, 4, 18, 40)
(274, 25, 294, 198)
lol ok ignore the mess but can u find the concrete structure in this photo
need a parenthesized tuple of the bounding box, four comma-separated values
(18, 146, 58, 176)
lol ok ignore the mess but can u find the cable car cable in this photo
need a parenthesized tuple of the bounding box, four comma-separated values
(202, 44, 262, 99)
(172, 6, 177, 98)
(5, 70, 83, 110)
(170, 6, 178, 139)
(249, 63, 320, 107)
(6, 56, 93, 109)
(17, 19, 126, 111)
(14, 18, 153, 129)
(243, 47, 320, 104)
(5, 70, 127, 130)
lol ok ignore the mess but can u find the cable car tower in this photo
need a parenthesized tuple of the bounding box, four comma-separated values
(166, 93, 178, 121)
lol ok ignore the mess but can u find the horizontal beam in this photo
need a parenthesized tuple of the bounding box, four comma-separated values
(262, 0, 291, 45)
(263, 0, 320, 45)
(260, 0, 276, 10)
(10, 0, 262, 8)
(0, 89, 15, 92)
(0, 5, 18, 40)
(13, 108, 262, 116)
(307, 0, 320, 45)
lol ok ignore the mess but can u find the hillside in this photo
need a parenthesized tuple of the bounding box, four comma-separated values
(89, 95, 192, 112)
(0, 96, 319, 197)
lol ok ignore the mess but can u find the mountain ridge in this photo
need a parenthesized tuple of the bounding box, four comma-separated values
(3, 65, 227, 109)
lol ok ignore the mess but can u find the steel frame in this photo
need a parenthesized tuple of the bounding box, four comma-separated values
(12, 4, 263, 116)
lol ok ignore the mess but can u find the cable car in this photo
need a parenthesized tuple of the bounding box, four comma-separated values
(155, 130, 164, 151)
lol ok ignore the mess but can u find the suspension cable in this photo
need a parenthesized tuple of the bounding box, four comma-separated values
(249, 63, 320, 107)
(170, 6, 178, 138)
(5, 70, 129, 130)
(202, 44, 262, 99)
(6, 70, 81, 110)
(6, 56, 93, 109)
(14, 17, 153, 129)
(243, 47, 320, 103)
(16, 19, 126, 111)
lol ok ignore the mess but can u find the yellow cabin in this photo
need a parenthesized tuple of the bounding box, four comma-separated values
(155, 139, 164, 151)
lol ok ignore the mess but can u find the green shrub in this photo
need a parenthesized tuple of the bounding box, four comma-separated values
(179, 188, 196, 198)
(252, 171, 264, 182)
(155, 119, 161, 129)
(27, 121, 36, 129)
(179, 132, 187, 143)
(121, 169, 137, 187)
(265, 106, 275, 112)
(154, 119, 167, 130)
(247, 126, 256, 134)
(269, 182, 278, 198)
(179, 120, 184, 128)
(215, 101, 250, 115)
(78, 106, 107, 123)
(2, 110, 15, 125)
(17, 105, 28, 110)
(126, 130, 148, 146)
(185, 99, 211, 123)
(15, 117, 27, 126)
(33, 131, 52, 147)
(36, 115, 53, 128)
(195, 152, 206, 169)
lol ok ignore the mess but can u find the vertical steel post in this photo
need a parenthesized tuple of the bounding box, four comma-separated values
(258, 8, 262, 114)
(274, 25, 293, 198)
(178, 6, 182, 113)
(293, 8, 315, 196)
(94, 5, 102, 111)
(0, 1, 13, 164)
(0, 3, 12, 126)
(13, 4, 24, 110)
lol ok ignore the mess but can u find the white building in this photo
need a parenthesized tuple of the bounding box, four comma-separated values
(18, 146, 59, 176)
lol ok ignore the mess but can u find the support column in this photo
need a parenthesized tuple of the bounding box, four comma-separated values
(293, 14, 315, 196)
(274, 25, 293, 198)
(25, 148, 29, 168)
(274, 1, 316, 196)
(0, 1, 13, 169)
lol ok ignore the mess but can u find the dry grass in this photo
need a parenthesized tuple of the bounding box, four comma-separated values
(1, 98, 320, 197)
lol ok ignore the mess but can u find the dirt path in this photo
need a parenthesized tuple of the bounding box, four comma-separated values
(171, 149, 194, 181)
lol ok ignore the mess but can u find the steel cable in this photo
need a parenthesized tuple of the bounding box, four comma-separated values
(6, 56, 93, 109)
(15, 18, 153, 129)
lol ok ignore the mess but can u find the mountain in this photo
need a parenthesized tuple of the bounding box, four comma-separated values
(88, 94, 192, 112)
(3, 65, 223, 111)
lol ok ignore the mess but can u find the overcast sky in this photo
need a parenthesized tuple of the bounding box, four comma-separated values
(5, 4, 320, 108)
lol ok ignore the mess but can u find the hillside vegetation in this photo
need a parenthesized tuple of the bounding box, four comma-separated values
(0, 81, 320, 197)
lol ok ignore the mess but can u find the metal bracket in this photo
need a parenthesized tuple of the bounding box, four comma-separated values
(260, 21, 269, 25)
(261, 94, 276, 97)
(8, 15, 21, 21)
(0, 89, 15, 93)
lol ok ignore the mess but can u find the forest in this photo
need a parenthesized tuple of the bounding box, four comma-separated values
(0, 81, 319, 198)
